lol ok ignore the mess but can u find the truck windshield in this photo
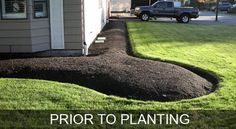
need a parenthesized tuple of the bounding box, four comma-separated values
(152, 2, 166, 8)
(152, 1, 159, 6)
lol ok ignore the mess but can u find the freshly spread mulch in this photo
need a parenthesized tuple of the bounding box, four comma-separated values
(0, 20, 217, 101)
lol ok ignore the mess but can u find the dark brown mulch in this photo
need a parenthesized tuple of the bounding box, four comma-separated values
(0, 20, 217, 101)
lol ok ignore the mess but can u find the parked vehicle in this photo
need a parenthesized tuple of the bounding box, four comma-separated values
(211, 2, 232, 11)
(227, 4, 236, 13)
(134, 1, 199, 23)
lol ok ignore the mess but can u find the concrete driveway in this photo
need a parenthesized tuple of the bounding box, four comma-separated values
(152, 11, 236, 25)
(116, 11, 236, 25)
(191, 11, 236, 25)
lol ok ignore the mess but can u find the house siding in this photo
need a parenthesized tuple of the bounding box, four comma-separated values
(0, 0, 32, 53)
(0, 0, 108, 54)
(29, 0, 50, 52)
(63, 0, 83, 50)
(83, 0, 109, 52)
(0, 0, 50, 53)
(30, 20, 50, 52)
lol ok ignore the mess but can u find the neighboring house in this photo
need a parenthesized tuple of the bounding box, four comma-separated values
(111, 0, 131, 12)
(0, 0, 110, 55)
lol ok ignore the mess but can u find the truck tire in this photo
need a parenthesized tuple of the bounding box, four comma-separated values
(180, 14, 190, 23)
(140, 13, 150, 21)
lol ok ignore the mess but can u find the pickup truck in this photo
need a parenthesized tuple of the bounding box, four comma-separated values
(134, 1, 199, 23)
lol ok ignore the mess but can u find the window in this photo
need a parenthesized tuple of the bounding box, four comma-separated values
(33, 0, 48, 18)
(1, 0, 27, 19)
(156, 2, 166, 8)
(167, 2, 173, 8)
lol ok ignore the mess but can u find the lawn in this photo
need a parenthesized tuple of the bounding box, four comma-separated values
(0, 22, 236, 110)
(128, 21, 236, 110)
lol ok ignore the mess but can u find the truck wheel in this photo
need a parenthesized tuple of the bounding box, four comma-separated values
(140, 13, 150, 21)
(180, 14, 190, 23)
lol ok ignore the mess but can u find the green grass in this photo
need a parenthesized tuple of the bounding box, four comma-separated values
(0, 22, 235, 110)
(128, 22, 236, 110)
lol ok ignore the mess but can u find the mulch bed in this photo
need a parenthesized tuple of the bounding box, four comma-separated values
(0, 20, 218, 101)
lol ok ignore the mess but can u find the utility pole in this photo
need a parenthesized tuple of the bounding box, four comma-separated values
(215, 0, 219, 21)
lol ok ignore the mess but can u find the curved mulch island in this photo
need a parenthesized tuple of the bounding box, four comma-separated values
(0, 21, 218, 101)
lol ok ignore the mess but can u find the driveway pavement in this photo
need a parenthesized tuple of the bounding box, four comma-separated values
(115, 11, 236, 25)
(191, 11, 236, 25)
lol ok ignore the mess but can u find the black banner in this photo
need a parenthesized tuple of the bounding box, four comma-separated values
(0, 110, 235, 129)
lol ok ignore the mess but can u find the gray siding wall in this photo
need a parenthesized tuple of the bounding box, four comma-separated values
(31, 19, 50, 52)
(29, 0, 50, 52)
(0, 0, 83, 53)
(0, 0, 32, 53)
(64, 0, 83, 49)
(0, 0, 50, 53)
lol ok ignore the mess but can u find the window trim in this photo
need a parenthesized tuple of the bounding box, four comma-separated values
(0, 0, 28, 20)
(33, 0, 48, 19)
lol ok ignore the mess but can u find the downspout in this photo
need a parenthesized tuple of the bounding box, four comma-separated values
(48, 0, 52, 56)
(108, 0, 111, 21)
(81, 0, 88, 56)
(83, 42, 88, 56)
